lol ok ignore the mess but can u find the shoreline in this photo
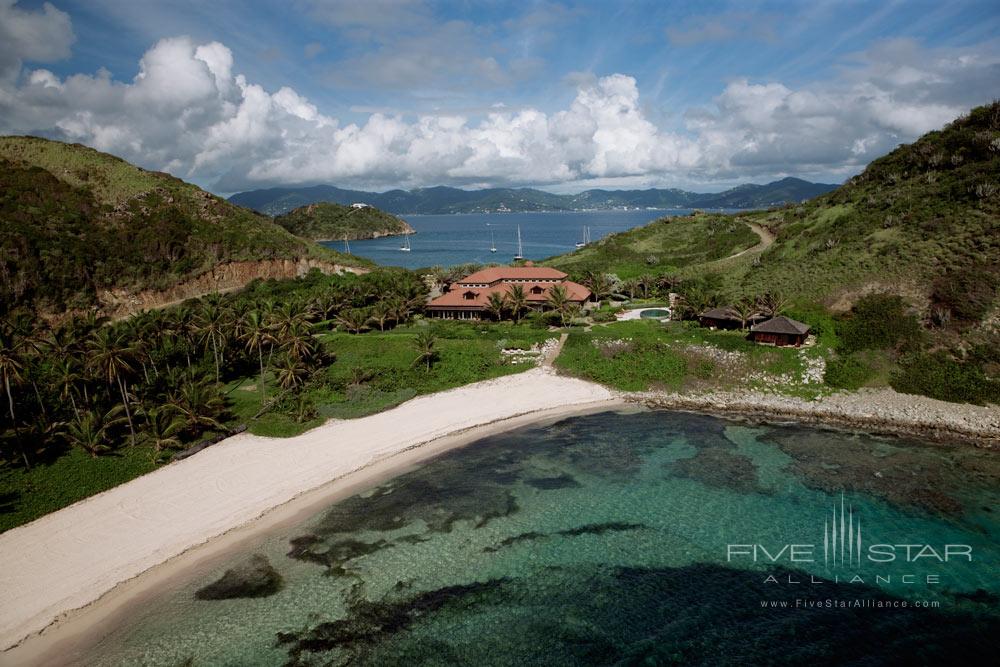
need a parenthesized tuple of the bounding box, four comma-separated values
(3, 374, 998, 662)
(0, 368, 617, 656)
(624, 387, 1000, 448)
(6, 399, 624, 666)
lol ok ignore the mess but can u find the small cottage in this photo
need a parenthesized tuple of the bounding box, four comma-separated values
(747, 316, 811, 347)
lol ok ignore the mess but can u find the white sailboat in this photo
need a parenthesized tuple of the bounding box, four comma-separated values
(575, 226, 591, 248)
(490, 228, 497, 253)
(399, 231, 411, 252)
(513, 225, 524, 261)
(343, 236, 351, 254)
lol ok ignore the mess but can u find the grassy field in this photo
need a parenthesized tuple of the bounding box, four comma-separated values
(556, 320, 828, 398)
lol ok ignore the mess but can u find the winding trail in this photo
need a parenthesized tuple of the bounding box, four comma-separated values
(728, 222, 775, 259)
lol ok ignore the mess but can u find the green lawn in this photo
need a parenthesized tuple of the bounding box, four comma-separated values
(0, 445, 158, 533)
(556, 320, 828, 397)
(226, 321, 553, 438)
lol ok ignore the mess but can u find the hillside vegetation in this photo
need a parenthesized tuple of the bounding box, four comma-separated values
(546, 103, 1000, 312)
(0, 137, 370, 316)
(274, 202, 415, 241)
(545, 103, 1000, 406)
(546, 213, 760, 278)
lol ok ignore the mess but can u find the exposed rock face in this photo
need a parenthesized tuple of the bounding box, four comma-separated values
(97, 258, 367, 319)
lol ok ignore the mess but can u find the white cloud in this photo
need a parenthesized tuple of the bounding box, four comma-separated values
(0, 31, 997, 192)
(685, 38, 999, 179)
(0, 0, 74, 81)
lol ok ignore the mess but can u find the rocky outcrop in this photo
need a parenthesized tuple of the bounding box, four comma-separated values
(624, 387, 1000, 448)
(98, 258, 367, 319)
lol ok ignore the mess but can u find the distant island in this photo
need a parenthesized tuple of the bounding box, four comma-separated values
(228, 177, 838, 216)
(275, 202, 415, 241)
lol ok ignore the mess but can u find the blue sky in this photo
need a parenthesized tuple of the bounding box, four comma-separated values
(2, 1, 999, 193)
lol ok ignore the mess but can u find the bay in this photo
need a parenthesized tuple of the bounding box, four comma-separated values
(319, 209, 722, 269)
(71, 410, 1000, 665)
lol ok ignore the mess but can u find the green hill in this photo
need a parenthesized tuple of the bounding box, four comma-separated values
(274, 202, 415, 241)
(544, 103, 1000, 406)
(546, 103, 1000, 313)
(0, 137, 372, 316)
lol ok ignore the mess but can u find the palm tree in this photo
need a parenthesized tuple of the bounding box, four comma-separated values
(335, 308, 371, 334)
(507, 285, 528, 322)
(756, 292, 788, 319)
(195, 301, 228, 383)
(167, 377, 225, 436)
(142, 405, 185, 461)
(485, 292, 508, 321)
(733, 296, 759, 331)
(52, 358, 82, 421)
(412, 331, 438, 372)
(275, 355, 309, 390)
(366, 301, 394, 332)
(581, 271, 613, 302)
(638, 274, 655, 298)
(282, 324, 319, 364)
(270, 302, 309, 342)
(64, 407, 123, 459)
(0, 327, 28, 467)
(87, 328, 139, 447)
(240, 310, 273, 407)
(546, 284, 572, 326)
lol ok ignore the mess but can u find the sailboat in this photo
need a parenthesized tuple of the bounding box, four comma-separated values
(513, 225, 524, 261)
(343, 236, 351, 254)
(575, 226, 591, 248)
(489, 228, 497, 253)
(399, 231, 411, 252)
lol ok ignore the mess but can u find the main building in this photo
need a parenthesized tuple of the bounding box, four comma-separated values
(426, 264, 591, 320)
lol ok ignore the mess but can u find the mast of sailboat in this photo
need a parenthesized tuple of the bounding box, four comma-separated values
(514, 225, 524, 261)
(344, 235, 351, 254)
(490, 227, 497, 253)
(399, 231, 411, 251)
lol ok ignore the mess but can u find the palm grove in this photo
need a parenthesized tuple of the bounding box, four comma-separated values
(0, 269, 427, 471)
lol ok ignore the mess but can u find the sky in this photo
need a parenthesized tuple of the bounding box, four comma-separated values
(1, 0, 998, 195)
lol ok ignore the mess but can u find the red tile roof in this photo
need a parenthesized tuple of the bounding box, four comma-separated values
(458, 266, 568, 284)
(427, 280, 591, 310)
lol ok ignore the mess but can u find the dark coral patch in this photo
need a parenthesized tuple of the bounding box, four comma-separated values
(195, 555, 283, 600)
(667, 446, 765, 493)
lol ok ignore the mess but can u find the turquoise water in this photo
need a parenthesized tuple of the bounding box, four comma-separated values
(639, 309, 671, 319)
(77, 411, 999, 665)
(321, 209, 721, 269)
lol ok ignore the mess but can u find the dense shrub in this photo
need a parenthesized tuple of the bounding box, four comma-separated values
(824, 354, 875, 390)
(891, 351, 1000, 405)
(931, 263, 999, 323)
(836, 293, 923, 353)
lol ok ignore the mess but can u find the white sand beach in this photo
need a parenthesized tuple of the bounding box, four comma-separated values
(0, 368, 617, 653)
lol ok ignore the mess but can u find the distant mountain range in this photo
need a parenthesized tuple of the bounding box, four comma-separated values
(228, 177, 839, 216)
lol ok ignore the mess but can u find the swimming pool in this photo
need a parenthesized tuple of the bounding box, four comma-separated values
(639, 309, 671, 319)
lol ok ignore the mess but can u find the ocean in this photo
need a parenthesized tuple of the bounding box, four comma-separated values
(319, 209, 711, 269)
(71, 410, 999, 665)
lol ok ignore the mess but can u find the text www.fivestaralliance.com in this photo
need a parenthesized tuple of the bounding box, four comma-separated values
(760, 599, 941, 609)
